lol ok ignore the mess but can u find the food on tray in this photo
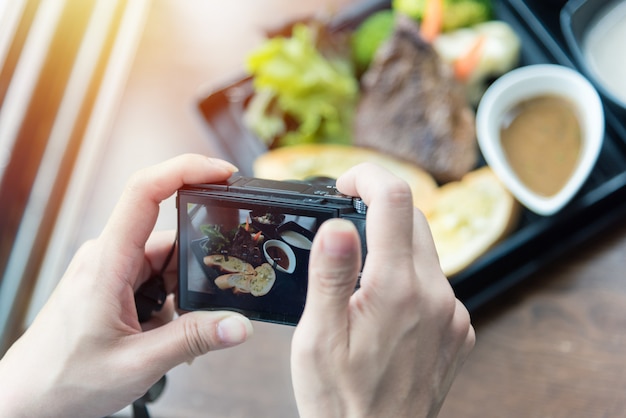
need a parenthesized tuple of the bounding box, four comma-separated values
(241, 2, 520, 182)
(433, 20, 521, 104)
(230, 0, 525, 276)
(353, 15, 477, 183)
(424, 166, 520, 276)
(213, 263, 276, 296)
(250, 264, 277, 296)
(215, 273, 253, 293)
(253, 143, 438, 211)
(352, 3, 520, 103)
(393, 0, 493, 33)
(210, 258, 277, 296)
(203, 255, 255, 275)
(244, 23, 358, 148)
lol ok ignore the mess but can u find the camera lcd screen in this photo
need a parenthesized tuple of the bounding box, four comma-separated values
(178, 193, 333, 325)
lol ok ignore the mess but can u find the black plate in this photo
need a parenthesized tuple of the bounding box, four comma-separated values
(196, 0, 626, 312)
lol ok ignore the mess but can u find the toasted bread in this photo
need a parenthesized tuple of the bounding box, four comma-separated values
(214, 264, 276, 296)
(253, 143, 438, 211)
(250, 263, 276, 296)
(424, 166, 520, 277)
(204, 255, 255, 275)
(214, 273, 252, 293)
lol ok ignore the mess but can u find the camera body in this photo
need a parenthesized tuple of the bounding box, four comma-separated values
(177, 176, 367, 325)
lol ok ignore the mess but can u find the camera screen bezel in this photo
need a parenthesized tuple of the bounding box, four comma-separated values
(177, 190, 338, 325)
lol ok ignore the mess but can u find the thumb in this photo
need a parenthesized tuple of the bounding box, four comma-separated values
(300, 219, 361, 331)
(132, 311, 253, 372)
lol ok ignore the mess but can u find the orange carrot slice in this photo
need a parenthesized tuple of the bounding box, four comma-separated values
(420, 0, 444, 42)
(454, 35, 486, 81)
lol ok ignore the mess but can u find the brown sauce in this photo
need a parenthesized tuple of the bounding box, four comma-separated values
(267, 246, 289, 270)
(500, 95, 581, 197)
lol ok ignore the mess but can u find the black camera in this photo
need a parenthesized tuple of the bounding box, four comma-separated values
(177, 176, 367, 325)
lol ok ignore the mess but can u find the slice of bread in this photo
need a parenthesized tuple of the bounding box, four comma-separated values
(253, 143, 438, 211)
(214, 273, 252, 293)
(250, 263, 276, 296)
(214, 264, 276, 296)
(424, 166, 520, 277)
(204, 255, 255, 275)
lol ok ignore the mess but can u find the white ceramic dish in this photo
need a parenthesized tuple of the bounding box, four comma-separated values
(476, 64, 604, 216)
(263, 239, 296, 274)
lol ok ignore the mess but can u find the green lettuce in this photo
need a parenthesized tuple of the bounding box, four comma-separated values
(244, 23, 359, 147)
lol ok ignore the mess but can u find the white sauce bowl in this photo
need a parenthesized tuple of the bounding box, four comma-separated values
(263, 239, 296, 274)
(476, 64, 604, 216)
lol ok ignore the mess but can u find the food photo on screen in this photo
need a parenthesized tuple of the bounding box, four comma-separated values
(179, 198, 324, 322)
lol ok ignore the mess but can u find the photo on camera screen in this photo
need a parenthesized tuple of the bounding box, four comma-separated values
(178, 196, 333, 324)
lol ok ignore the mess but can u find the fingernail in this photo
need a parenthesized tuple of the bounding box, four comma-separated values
(321, 219, 358, 257)
(209, 158, 239, 173)
(217, 315, 253, 346)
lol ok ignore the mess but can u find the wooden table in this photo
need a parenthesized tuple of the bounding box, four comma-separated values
(86, 1, 626, 416)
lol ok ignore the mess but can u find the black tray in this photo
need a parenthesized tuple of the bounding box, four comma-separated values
(196, 0, 626, 312)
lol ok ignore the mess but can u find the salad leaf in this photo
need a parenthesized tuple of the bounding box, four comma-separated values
(244, 23, 359, 147)
(200, 224, 230, 254)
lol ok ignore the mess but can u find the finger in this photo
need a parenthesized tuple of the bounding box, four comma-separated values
(453, 299, 476, 358)
(336, 163, 415, 278)
(101, 154, 237, 285)
(129, 311, 253, 372)
(411, 207, 447, 281)
(300, 219, 362, 333)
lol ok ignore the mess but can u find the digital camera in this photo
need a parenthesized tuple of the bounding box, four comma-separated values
(177, 176, 367, 325)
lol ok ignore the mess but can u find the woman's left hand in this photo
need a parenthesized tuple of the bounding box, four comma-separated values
(0, 154, 254, 418)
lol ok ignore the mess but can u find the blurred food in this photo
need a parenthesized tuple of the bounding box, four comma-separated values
(242, 2, 520, 184)
(204, 255, 255, 275)
(215, 273, 253, 292)
(253, 143, 438, 210)
(353, 15, 478, 183)
(424, 166, 520, 276)
(243, 23, 358, 147)
(500, 95, 581, 197)
(433, 20, 521, 104)
(392, 0, 493, 32)
(235, 0, 526, 276)
(418, 0, 445, 41)
(213, 263, 276, 296)
(351, 9, 395, 74)
(476, 64, 604, 216)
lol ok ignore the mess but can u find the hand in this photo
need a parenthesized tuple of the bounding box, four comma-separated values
(0, 154, 253, 418)
(291, 163, 475, 418)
